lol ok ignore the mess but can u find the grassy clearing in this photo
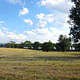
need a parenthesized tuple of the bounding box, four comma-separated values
(0, 48, 80, 80)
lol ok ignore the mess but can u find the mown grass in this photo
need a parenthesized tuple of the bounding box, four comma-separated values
(0, 48, 80, 80)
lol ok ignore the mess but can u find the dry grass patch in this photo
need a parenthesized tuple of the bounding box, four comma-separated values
(0, 48, 80, 80)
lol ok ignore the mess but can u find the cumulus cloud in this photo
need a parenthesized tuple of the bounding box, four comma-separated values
(40, 0, 73, 13)
(24, 31, 35, 35)
(19, 8, 29, 16)
(36, 13, 54, 27)
(0, 29, 27, 43)
(38, 0, 73, 29)
(6, 32, 27, 42)
(24, 19, 33, 25)
(52, 13, 70, 28)
(24, 27, 69, 43)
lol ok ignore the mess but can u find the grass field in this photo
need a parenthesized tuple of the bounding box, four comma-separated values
(0, 48, 80, 80)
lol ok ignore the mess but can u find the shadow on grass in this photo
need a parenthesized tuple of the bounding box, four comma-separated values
(36, 56, 80, 61)
(0, 56, 80, 61)
(71, 53, 80, 56)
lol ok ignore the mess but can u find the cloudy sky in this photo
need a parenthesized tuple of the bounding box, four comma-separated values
(0, 0, 73, 43)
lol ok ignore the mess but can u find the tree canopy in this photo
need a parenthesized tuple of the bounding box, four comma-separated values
(56, 35, 71, 51)
(42, 41, 54, 52)
(24, 41, 32, 49)
(33, 41, 41, 50)
(69, 0, 80, 42)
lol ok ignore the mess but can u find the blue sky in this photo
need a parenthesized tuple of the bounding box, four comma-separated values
(0, 0, 73, 43)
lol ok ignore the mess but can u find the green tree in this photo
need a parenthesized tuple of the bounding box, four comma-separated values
(73, 43, 80, 51)
(24, 41, 32, 49)
(42, 41, 54, 52)
(10, 41, 16, 48)
(5, 43, 11, 48)
(56, 35, 71, 51)
(19, 42, 25, 48)
(33, 41, 41, 50)
(69, 0, 80, 42)
(6, 41, 16, 48)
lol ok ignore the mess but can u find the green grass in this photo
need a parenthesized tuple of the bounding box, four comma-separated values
(0, 48, 80, 80)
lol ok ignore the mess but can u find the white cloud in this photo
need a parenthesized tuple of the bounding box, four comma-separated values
(34, 28, 50, 35)
(0, 21, 5, 25)
(0, 29, 27, 43)
(24, 27, 69, 43)
(6, 32, 27, 42)
(24, 19, 33, 25)
(19, 8, 29, 16)
(0, 26, 69, 43)
(38, 0, 73, 29)
(0, 21, 5, 24)
(24, 31, 35, 35)
(8, 0, 22, 4)
(63, 14, 71, 27)
(2, 27, 8, 31)
(40, 0, 73, 13)
(8, 0, 26, 9)
(36, 13, 54, 27)
(41, 0, 63, 6)
(0, 30, 5, 38)
(37, 13, 45, 20)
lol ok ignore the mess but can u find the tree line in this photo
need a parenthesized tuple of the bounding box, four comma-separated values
(0, 34, 74, 51)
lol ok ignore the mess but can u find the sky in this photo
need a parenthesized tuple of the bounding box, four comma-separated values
(0, 0, 73, 43)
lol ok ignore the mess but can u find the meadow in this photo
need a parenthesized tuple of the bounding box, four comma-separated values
(0, 48, 80, 80)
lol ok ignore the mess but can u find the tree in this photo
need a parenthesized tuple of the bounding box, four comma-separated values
(0, 44, 4, 47)
(5, 41, 16, 48)
(5, 43, 11, 48)
(24, 41, 32, 49)
(42, 41, 54, 52)
(18, 42, 25, 48)
(69, 0, 80, 42)
(72, 43, 80, 51)
(10, 41, 16, 48)
(33, 41, 41, 50)
(56, 35, 71, 51)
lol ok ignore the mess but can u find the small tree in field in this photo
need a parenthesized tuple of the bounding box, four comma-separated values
(56, 35, 71, 51)
(42, 41, 54, 52)
(24, 40, 32, 49)
(33, 41, 41, 50)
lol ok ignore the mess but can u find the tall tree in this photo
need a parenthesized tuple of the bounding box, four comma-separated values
(69, 0, 80, 42)
(56, 35, 71, 51)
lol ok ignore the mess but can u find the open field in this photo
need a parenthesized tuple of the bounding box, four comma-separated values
(0, 48, 80, 80)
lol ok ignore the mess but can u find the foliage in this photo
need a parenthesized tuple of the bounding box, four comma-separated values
(5, 41, 17, 48)
(69, 0, 80, 42)
(42, 41, 54, 52)
(33, 41, 41, 50)
(73, 43, 80, 51)
(24, 41, 32, 49)
(0, 37, 72, 51)
(56, 35, 71, 51)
